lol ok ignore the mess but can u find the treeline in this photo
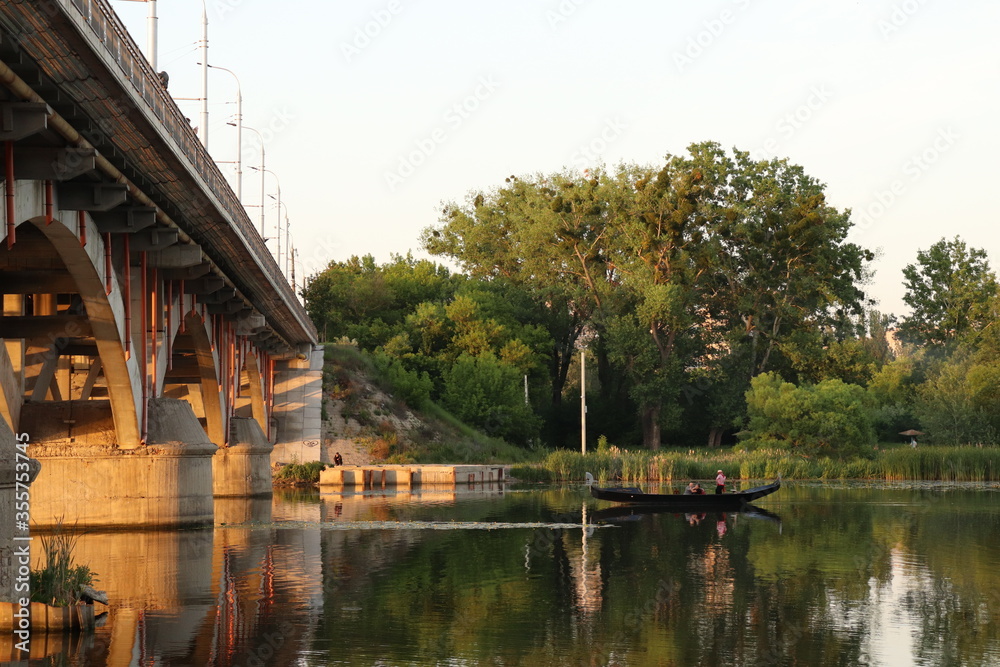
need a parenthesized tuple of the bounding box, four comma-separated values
(303, 142, 1000, 455)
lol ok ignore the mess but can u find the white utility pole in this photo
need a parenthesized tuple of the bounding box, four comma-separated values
(580, 350, 587, 455)
(199, 1, 208, 148)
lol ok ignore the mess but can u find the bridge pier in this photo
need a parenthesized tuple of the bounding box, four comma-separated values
(270, 346, 324, 465)
(22, 398, 216, 528)
(213, 417, 273, 497)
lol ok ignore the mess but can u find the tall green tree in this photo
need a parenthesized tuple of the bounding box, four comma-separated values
(898, 237, 998, 351)
(708, 151, 874, 381)
(424, 173, 613, 414)
(424, 143, 873, 450)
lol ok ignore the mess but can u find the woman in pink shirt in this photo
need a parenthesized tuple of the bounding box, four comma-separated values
(715, 470, 726, 494)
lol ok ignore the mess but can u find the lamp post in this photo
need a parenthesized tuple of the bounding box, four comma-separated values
(208, 64, 241, 200)
(115, 1, 158, 70)
(233, 124, 265, 236)
(199, 0, 208, 148)
(253, 167, 282, 268)
(266, 188, 287, 274)
(581, 349, 587, 454)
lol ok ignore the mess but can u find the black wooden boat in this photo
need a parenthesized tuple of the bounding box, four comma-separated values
(587, 475, 780, 509)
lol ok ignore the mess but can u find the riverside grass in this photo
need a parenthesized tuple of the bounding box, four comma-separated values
(510, 446, 1000, 483)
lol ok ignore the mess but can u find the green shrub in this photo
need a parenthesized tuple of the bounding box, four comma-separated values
(30, 526, 95, 606)
(274, 461, 327, 484)
(371, 350, 433, 408)
(741, 372, 876, 456)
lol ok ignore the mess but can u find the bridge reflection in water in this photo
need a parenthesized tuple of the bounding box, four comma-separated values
(17, 485, 522, 664)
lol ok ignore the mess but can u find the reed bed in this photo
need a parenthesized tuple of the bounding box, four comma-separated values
(512, 446, 1000, 482)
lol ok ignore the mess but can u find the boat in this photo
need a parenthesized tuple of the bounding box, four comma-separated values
(586, 473, 780, 509)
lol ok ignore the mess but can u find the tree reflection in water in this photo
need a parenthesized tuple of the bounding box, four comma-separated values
(15, 483, 1000, 665)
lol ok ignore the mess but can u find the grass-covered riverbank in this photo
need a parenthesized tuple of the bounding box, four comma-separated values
(510, 445, 1000, 483)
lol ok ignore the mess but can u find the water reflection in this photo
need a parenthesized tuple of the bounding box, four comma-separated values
(17, 483, 1000, 665)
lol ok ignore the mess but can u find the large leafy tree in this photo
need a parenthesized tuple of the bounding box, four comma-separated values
(708, 150, 874, 380)
(424, 143, 873, 450)
(423, 173, 609, 419)
(898, 237, 998, 351)
(598, 149, 728, 447)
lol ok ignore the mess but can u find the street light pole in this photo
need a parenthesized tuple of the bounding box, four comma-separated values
(234, 124, 265, 236)
(114, 1, 158, 69)
(199, 0, 208, 148)
(148, 0, 157, 70)
(255, 168, 282, 267)
(581, 349, 587, 455)
(264, 185, 284, 271)
(208, 64, 241, 200)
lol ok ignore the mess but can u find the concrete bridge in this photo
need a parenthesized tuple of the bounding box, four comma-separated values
(0, 0, 324, 531)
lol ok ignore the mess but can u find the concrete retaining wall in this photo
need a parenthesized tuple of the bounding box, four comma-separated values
(319, 464, 509, 490)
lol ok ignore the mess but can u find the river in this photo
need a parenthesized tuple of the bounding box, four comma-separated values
(12, 480, 1000, 666)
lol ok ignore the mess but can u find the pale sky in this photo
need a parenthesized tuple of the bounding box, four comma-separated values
(112, 0, 1000, 318)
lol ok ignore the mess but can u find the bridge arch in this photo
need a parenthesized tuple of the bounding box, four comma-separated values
(163, 310, 225, 446)
(237, 349, 268, 439)
(3, 216, 143, 447)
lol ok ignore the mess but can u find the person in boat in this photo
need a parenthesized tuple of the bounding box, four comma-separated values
(684, 482, 705, 495)
(715, 470, 726, 494)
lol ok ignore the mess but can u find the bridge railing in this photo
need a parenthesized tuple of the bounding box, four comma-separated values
(60, 0, 305, 317)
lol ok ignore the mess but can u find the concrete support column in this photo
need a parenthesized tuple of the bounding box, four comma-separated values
(213, 417, 273, 497)
(270, 346, 323, 465)
(1, 296, 24, 431)
(25, 398, 216, 528)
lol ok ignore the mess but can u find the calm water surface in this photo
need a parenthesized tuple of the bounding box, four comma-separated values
(16, 481, 1000, 666)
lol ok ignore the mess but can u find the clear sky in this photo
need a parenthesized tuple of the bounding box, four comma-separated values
(112, 0, 1000, 317)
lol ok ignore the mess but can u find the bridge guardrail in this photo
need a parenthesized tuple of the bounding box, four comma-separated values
(59, 0, 313, 339)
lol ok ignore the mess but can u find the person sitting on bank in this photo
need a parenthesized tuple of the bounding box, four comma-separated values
(715, 470, 726, 494)
(333, 452, 343, 466)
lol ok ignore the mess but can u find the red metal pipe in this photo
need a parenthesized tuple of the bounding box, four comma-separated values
(179, 279, 186, 333)
(104, 233, 113, 295)
(140, 250, 148, 444)
(266, 353, 274, 442)
(5, 141, 15, 249)
(124, 234, 131, 359)
(78, 210, 86, 247)
(226, 323, 236, 445)
(45, 180, 53, 225)
(151, 267, 158, 400)
(166, 279, 173, 370)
